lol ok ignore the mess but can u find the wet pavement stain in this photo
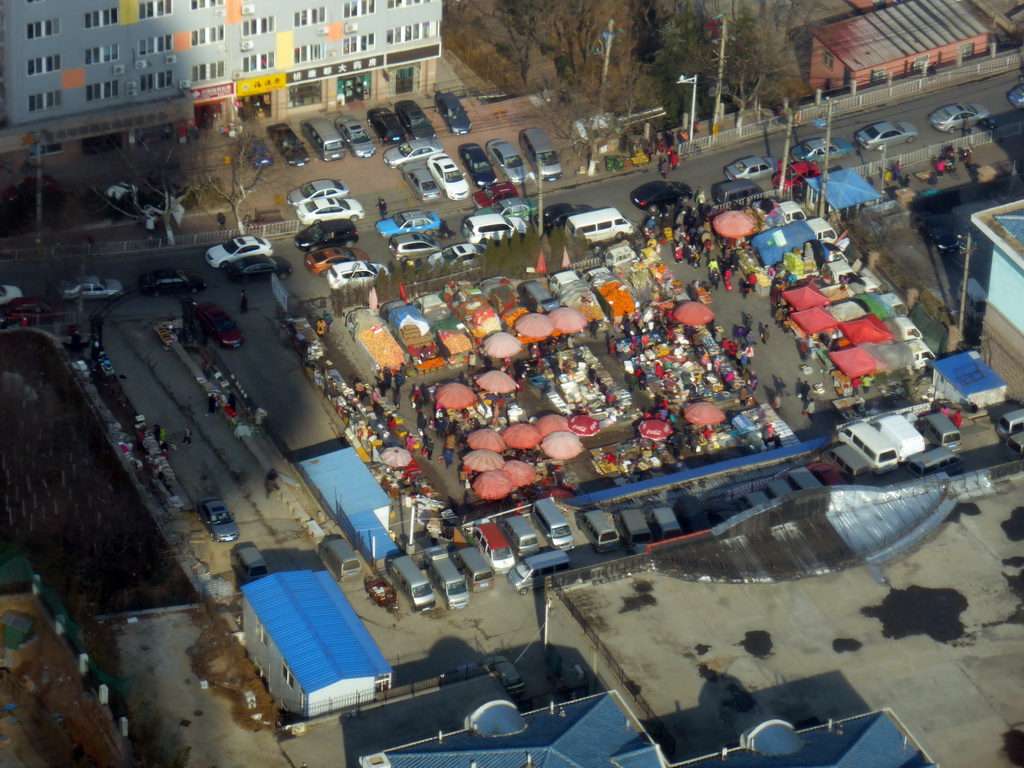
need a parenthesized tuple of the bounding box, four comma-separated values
(619, 580, 657, 613)
(832, 638, 863, 653)
(739, 630, 773, 658)
(695, 643, 712, 656)
(946, 501, 981, 523)
(634, 579, 653, 593)
(697, 662, 719, 681)
(861, 585, 968, 642)
(1003, 728, 1024, 767)
(1003, 556, 1024, 568)
(1001, 507, 1024, 542)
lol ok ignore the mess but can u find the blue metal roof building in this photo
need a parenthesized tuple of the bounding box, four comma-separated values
(241, 571, 392, 717)
(931, 350, 1007, 409)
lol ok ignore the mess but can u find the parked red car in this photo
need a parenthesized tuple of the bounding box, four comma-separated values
(195, 302, 243, 348)
(2, 174, 61, 204)
(806, 461, 849, 486)
(472, 181, 519, 209)
(3, 297, 60, 324)
(771, 161, 820, 192)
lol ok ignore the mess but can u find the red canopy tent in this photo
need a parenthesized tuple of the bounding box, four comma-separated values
(829, 346, 880, 378)
(790, 307, 838, 335)
(838, 315, 894, 345)
(782, 283, 831, 311)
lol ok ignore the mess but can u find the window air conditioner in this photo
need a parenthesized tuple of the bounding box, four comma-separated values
(215, 8, 225, 16)
(233, 71, 243, 80)
(126, 87, 139, 96)
(179, 79, 191, 89)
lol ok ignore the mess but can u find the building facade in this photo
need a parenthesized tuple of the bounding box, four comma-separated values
(0, 0, 442, 160)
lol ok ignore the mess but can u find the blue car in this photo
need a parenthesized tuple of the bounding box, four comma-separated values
(375, 209, 442, 237)
(1008, 84, 1024, 109)
(790, 138, 855, 163)
(458, 143, 498, 188)
(247, 138, 274, 169)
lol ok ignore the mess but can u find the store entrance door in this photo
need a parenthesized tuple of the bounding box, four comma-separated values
(338, 74, 371, 106)
(238, 94, 272, 122)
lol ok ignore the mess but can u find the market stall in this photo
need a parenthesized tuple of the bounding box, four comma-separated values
(782, 283, 831, 311)
(837, 315, 893, 346)
(346, 309, 407, 374)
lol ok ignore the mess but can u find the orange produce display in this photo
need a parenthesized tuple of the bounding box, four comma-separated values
(595, 281, 636, 321)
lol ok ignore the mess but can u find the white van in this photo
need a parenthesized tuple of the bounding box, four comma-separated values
(318, 535, 361, 582)
(884, 316, 923, 342)
(905, 339, 935, 370)
(564, 208, 635, 244)
(806, 217, 842, 247)
(424, 547, 470, 610)
(836, 422, 899, 474)
(876, 292, 908, 318)
(533, 498, 575, 550)
(872, 414, 927, 462)
(461, 213, 524, 244)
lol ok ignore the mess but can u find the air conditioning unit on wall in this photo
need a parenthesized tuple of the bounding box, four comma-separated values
(135, 60, 149, 69)
(317, 26, 329, 35)
(165, 55, 177, 64)
(241, 40, 254, 51)
(242, 3, 255, 14)
(113, 64, 126, 75)
(344, 22, 358, 32)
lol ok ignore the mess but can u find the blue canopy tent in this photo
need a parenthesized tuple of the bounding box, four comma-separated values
(751, 220, 815, 266)
(805, 168, 882, 210)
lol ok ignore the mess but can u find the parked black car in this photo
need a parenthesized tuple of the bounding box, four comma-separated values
(294, 220, 359, 251)
(542, 203, 594, 233)
(367, 108, 405, 145)
(394, 100, 437, 141)
(266, 123, 309, 167)
(224, 255, 293, 281)
(434, 92, 472, 135)
(921, 215, 965, 255)
(138, 269, 206, 296)
(629, 181, 693, 214)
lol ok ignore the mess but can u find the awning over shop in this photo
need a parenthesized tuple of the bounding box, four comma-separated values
(782, 283, 831, 311)
(829, 346, 880, 378)
(838, 315, 893, 345)
(790, 307, 839, 335)
(751, 221, 816, 266)
(805, 168, 882, 210)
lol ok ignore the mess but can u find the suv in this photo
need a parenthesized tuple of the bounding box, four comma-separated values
(294, 219, 358, 251)
(434, 92, 472, 135)
(367, 108, 405, 145)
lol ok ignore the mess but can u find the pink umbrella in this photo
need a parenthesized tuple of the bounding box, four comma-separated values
(502, 423, 543, 449)
(501, 461, 537, 487)
(547, 307, 588, 334)
(467, 428, 506, 452)
(482, 332, 523, 358)
(380, 446, 412, 467)
(515, 313, 555, 339)
(639, 419, 673, 441)
(435, 382, 478, 410)
(712, 210, 756, 239)
(671, 301, 714, 326)
(473, 470, 514, 500)
(463, 449, 506, 472)
(535, 414, 570, 437)
(541, 430, 584, 460)
(568, 413, 600, 437)
(476, 370, 517, 393)
(683, 401, 727, 425)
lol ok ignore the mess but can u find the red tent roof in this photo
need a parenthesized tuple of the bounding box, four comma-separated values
(790, 307, 838, 335)
(782, 283, 831, 311)
(838, 315, 894, 345)
(829, 346, 879, 378)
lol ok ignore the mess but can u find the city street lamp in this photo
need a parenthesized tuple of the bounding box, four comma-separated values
(677, 75, 698, 143)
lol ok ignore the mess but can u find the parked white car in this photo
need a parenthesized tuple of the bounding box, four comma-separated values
(326, 261, 389, 290)
(425, 152, 470, 200)
(460, 213, 526, 244)
(293, 196, 365, 225)
(0, 285, 24, 306)
(285, 179, 350, 207)
(205, 236, 273, 268)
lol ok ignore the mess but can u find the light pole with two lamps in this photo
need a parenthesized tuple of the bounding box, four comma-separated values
(677, 74, 698, 146)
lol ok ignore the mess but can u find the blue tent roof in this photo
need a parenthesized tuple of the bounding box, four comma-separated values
(806, 168, 882, 210)
(241, 571, 391, 693)
(932, 350, 1005, 399)
(751, 221, 816, 266)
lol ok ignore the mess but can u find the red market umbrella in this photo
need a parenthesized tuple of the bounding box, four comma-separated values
(639, 419, 674, 440)
(713, 210, 756, 239)
(535, 414, 570, 437)
(435, 382, 478, 410)
(515, 313, 556, 339)
(482, 332, 523, 358)
(501, 461, 537, 487)
(467, 428, 506, 452)
(380, 446, 412, 468)
(671, 301, 714, 326)
(463, 449, 506, 472)
(683, 402, 727, 425)
(541, 430, 584, 460)
(476, 370, 517, 393)
(547, 307, 588, 334)
(568, 413, 600, 437)
(502, 423, 543, 449)
(790, 307, 838, 335)
(782, 283, 831, 311)
(838, 315, 894, 345)
(473, 470, 514, 500)
(829, 346, 879, 378)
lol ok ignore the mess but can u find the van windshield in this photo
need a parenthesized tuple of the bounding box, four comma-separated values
(493, 546, 513, 561)
(538, 150, 559, 165)
(511, 561, 531, 580)
(551, 524, 571, 539)
(448, 581, 468, 596)
(412, 583, 432, 599)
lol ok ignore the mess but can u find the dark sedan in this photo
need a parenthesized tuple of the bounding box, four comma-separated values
(266, 123, 309, 167)
(394, 100, 437, 140)
(367, 108, 406, 145)
(294, 219, 358, 251)
(629, 181, 693, 214)
(138, 269, 206, 296)
(921, 216, 964, 255)
(224, 255, 293, 282)
(458, 143, 498, 188)
(195, 301, 243, 348)
(246, 138, 274, 169)
(543, 203, 594, 233)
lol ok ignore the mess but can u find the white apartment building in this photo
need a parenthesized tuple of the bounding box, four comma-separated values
(0, 0, 442, 160)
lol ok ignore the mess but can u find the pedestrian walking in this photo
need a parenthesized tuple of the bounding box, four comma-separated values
(749, 372, 758, 391)
(182, 426, 192, 445)
(239, 290, 248, 313)
(228, 392, 237, 411)
(217, 212, 227, 228)
(659, 156, 669, 179)
(377, 197, 388, 218)
(207, 393, 218, 415)
(322, 312, 333, 333)
(669, 148, 679, 171)
(393, 367, 406, 404)
(759, 322, 770, 344)
(265, 469, 279, 498)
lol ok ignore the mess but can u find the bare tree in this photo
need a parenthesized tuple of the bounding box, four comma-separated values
(493, 0, 547, 87)
(194, 127, 271, 234)
(91, 146, 188, 245)
(546, 0, 622, 81)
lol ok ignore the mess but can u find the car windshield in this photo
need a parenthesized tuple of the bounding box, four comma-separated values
(504, 152, 524, 168)
(300, 183, 322, 197)
(412, 583, 432, 598)
(448, 581, 468, 596)
(348, 125, 369, 140)
(512, 560, 531, 580)
(306, 222, 323, 239)
(470, 158, 490, 172)
(538, 150, 558, 165)
(223, 239, 244, 254)
(444, 169, 463, 183)
(211, 316, 236, 332)
(208, 507, 230, 523)
(397, 142, 415, 156)
(408, 112, 429, 127)
(393, 213, 410, 226)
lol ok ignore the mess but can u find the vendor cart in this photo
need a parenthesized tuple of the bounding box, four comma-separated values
(831, 395, 866, 420)
(364, 574, 398, 613)
(687, 281, 713, 305)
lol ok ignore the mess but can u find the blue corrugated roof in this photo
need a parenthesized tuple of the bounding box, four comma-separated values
(806, 169, 882, 211)
(242, 571, 391, 693)
(379, 693, 662, 768)
(932, 350, 1005, 398)
(678, 711, 933, 767)
(298, 446, 398, 561)
(994, 212, 1024, 247)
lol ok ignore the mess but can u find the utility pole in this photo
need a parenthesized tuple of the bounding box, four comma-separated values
(778, 112, 794, 199)
(677, 75, 698, 145)
(600, 19, 615, 89)
(816, 98, 834, 218)
(711, 18, 727, 135)
(958, 232, 972, 340)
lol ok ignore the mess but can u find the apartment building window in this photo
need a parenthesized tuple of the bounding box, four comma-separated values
(27, 55, 62, 75)
(342, 34, 374, 55)
(27, 19, 60, 39)
(84, 8, 119, 28)
(242, 52, 275, 72)
(342, 0, 374, 17)
(294, 7, 326, 26)
(85, 44, 120, 64)
(191, 25, 225, 45)
(139, 35, 173, 55)
(822, 51, 834, 70)
(38, 143, 63, 156)
(86, 81, 120, 101)
(190, 61, 226, 81)
(386, 0, 426, 7)
(28, 91, 61, 112)
(282, 663, 295, 689)
(140, 70, 174, 91)
(191, 0, 224, 7)
(242, 17, 275, 36)
(385, 22, 436, 45)
(139, 0, 172, 18)
(293, 44, 326, 64)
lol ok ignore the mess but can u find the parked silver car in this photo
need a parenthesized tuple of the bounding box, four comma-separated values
(334, 116, 377, 158)
(383, 139, 445, 169)
(485, 139, 529, 183)
(402, 162, 443, 202)
(854, 120, 917, 150)
(723, 155, 776, 181)
(927, 102, 989, 132)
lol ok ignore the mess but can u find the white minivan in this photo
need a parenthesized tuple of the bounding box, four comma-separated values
(564, 208, 635, 244)
(836, 422, 900, 474)
(872, 414, 927, 462)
